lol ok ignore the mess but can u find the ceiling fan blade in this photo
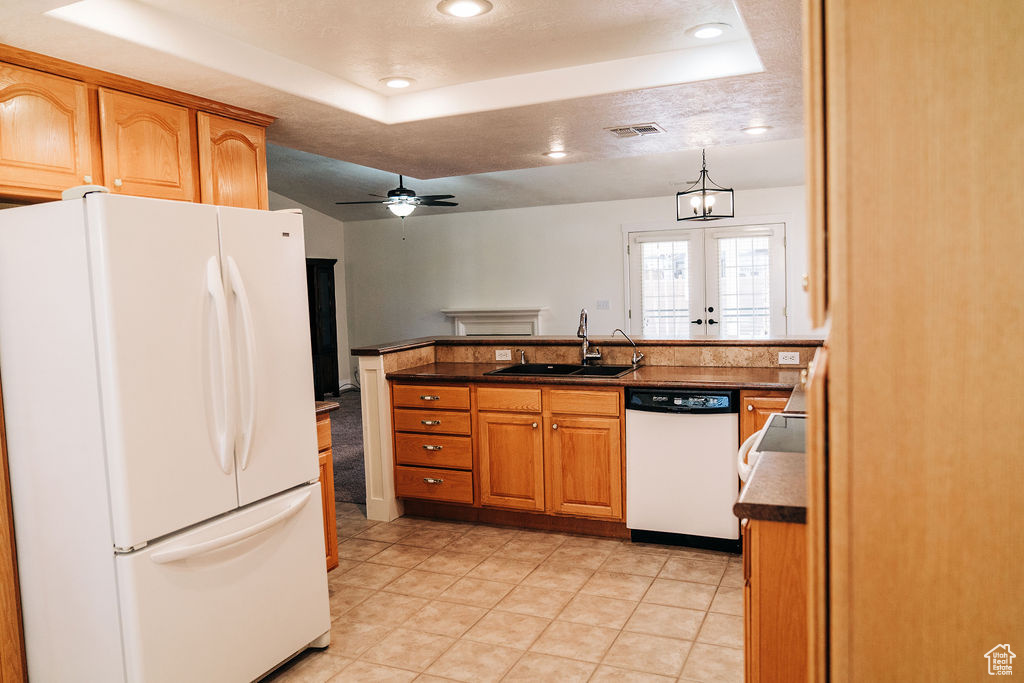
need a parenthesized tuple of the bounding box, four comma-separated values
(414, 194, 455, 201)
(335, 200, 386, 205)
(421, 200, 458, 207)
(368, 193, 388, 198)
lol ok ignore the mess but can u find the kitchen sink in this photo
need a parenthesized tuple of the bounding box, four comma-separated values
(486, 363, 634, 378)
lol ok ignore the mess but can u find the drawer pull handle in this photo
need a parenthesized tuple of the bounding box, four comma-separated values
(421, 420, 441, 426)
(420, 395, 440, 401)
(422, 445, 443, 451)
(423, 477, 444, 485)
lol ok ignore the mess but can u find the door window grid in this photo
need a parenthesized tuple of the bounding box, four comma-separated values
(717, 236, 772, 338)
(640, 240, 691, 338)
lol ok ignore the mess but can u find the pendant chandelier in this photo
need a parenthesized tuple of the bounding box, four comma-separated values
(676, 149, 734, 221)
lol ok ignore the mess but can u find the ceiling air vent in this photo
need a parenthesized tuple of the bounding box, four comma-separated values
(606, 122, 666, 138)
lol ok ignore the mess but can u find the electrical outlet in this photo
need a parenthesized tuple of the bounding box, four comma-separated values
(495, 349, 512, 361)
(778, 351, 800, 365)
(596, 299, 610, 310)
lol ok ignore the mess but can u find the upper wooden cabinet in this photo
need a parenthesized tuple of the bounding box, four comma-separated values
(98, 88, 195, 202)
(197, 112, 268, 210)
(0, 63, 94, 199)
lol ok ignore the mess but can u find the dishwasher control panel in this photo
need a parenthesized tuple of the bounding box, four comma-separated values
(626, 388, 738, 414)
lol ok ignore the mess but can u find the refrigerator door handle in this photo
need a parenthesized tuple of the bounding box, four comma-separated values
(226, 256, 258, 470)
(150, 490, 312, 564)
(206, 257, 235, 475)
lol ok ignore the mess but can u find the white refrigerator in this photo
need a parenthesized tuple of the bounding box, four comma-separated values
(0, 192, 331, 682)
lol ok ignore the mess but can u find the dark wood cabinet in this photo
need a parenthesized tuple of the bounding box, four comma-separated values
(305, 258, 338, 400)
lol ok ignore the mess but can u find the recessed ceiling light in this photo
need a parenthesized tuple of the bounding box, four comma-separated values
(437, 0, 493, 18)
(380, 76, 415, 89)
(544, 150, 568, 159)
(687, 23, 731, 39)
(742, 125, 773, 135)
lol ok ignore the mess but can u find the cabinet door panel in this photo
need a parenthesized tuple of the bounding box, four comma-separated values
(197, 112, 267, 210)
(546, 415, 622, 520)
(478, 412, 544, 511)
(0, 63, 93, 198)
(739, 391, 791, 443)
(98, 88, 195, 201)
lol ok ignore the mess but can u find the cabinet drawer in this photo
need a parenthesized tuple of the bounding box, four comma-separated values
(395, 433, 473, 470)
(546, 389, 620, 416)
(393, 384, 470, 410)
(316, 414, 331, 452)
(477, 386, 542, 412)
(395, 466, 473, 504)
(394, 408, 471, 435)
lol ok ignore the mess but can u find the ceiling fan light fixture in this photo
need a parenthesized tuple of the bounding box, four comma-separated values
(437, 0, 493, 18)
(687, 23, 731, 39)
(381, 76, 415, 89)
(387, 201, 417, 218)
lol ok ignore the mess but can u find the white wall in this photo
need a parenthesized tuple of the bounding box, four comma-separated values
(269, 191, 352, 387)
(344, 186, 813, 363)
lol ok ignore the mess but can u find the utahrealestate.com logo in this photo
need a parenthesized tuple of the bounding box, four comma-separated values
(985, 644, 1016, 676)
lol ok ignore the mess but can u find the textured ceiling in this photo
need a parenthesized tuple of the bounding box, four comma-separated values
(0, 0, 803, 191)
(139, 0, 747, 92)
(268, 137, 805, 222)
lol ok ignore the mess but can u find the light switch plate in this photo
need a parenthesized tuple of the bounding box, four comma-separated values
(778, 351, 800, 365)
(495, 349, 512, 361)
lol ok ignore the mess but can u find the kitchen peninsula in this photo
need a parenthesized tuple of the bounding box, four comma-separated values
(353, 336, 822, 527)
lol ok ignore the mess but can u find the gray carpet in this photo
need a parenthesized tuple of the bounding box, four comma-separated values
(328, 390, 366, 504)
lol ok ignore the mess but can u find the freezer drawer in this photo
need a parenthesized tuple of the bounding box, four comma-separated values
(115, 484, 330, 683)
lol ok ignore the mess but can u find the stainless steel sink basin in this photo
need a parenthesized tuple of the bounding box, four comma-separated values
(486, 363, 634, 378)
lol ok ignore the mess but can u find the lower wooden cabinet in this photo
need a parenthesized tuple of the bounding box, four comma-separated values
(316, 411, 338, 571)
(477, 411, 545, 511)
(546, 414, 622, 520)
(739, 390, 792, 443)
(743, 517, 808, 682)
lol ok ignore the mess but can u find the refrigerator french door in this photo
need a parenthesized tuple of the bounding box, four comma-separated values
(0, 193, 330, 683)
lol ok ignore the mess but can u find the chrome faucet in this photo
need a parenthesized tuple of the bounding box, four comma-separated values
(613, 328, 645, 368)
(515, 348, 527, 365)
(577, 308, 602, 364)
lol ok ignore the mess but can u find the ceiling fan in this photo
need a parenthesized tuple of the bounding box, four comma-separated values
(335, 174, 458, 218)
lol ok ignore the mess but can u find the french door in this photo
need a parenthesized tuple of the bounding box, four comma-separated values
(628, 224, 786, 338)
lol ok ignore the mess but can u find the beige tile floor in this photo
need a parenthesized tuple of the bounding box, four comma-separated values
(264, 503, 744, 683)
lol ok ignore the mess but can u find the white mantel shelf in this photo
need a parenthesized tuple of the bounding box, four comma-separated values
(441, 307, 548, 336)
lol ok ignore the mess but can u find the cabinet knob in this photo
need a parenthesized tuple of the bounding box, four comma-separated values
(747, 404, 754, 412)
(83, 175, 93, 184)
(531, 422, 538, 429)
(423, 477, 444, 485)
(552, 423, 559, 430)
(113, 178, 123, 187)
(801, 369, 809, 388)
(802, 273, 809, 291)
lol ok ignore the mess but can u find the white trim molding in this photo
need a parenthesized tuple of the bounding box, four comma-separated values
(441, 307, 547, 336)
(358, 355, 403, 521)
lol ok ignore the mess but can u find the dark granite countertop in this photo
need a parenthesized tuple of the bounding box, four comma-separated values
(315, 400, 340, 415)
(353, 335, 825, 356)
(733, 452, 806, 523)
(386, 362, 804, 390)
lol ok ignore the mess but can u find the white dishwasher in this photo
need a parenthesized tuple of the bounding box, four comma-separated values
(625, 387, 740, 546)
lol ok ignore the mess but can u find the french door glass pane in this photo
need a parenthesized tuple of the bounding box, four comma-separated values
(640, 240, 691, 337)
(716, 236, 771, 337)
